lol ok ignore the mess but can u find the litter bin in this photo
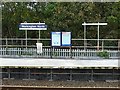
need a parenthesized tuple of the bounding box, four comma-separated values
(36, 43, 42, 54)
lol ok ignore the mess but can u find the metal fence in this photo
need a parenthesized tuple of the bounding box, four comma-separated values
(1, 68, 120, 81)
(0, 38, 119, 50)
(0, 47, 119, 59)
(0, 38, 119, 58)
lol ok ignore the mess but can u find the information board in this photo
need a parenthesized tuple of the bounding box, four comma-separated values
(51, 32, 61, 46)
(62, 32, 71, 46)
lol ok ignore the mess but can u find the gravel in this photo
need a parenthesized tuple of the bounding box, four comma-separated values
(1, 79, 119, 88)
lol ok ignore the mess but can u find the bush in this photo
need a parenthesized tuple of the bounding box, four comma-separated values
(97, 50, 109, 59)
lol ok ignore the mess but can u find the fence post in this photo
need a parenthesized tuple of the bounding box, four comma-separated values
(8, 68, 10, 79)
(6, 38, 8, 55)
(28, 68, 31, 80)
(102, 40, 104, 51)
(70, 46, 72, 59)
(50, 47, 53, 58)
(90, 69, 94, 82)
(118, 40, 120, 59)
(118, 40, 120, 51)
(50, 68, 53, 81)
(112, 68, 114, 80)
(70, 69, 72, 81)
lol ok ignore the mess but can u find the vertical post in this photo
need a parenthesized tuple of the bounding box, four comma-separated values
(25, 30, 27, 50)
(70, 46, 72, 59)
(50, 47, 53, 58)
(70, 69, 72, 81)
(118, 40, 120, 51)
(91, 69, 94, 82)
(28, 68, 31, 80)
(102, 40, 104, 51)
(37, 30, 40, 43)
(21, 40, 23, 55)
(97, 23, 100, 51)
(21, 39, 23, 46)
(6, 38, 8, 47)
(84, 22, 86, 51)
(118, 40, 120, 59)
(50, 68, 53, 81)
(12, 39, 13, 45)
(112, 68, 114, 80)
(39, 30, 40, 40)
(38, 22, 41, 43)
(6, 38, 8, 55)
(8, 68, 10, 79)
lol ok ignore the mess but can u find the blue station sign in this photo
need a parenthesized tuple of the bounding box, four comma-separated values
(19, 23, 47, 30)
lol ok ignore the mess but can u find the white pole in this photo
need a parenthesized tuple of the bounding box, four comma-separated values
(39, 30, 40, 40)
(38, 22, 41, 43)
(24, 21, 27, 50)
(97, 23, 99, 50)
(84, 22, 86, 50)
(102, 40, 104, 51)
(25, 30, 27, 50)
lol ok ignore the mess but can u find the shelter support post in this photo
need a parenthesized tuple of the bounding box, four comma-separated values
(97, 25, 100, 50)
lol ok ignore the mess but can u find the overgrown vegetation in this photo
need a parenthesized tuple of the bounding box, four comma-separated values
(97, 50, 109, 59)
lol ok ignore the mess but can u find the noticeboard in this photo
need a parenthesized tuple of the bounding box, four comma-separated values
(51, 32, 71, 47)
(51, 32, 61, 46)
(62, 32, 71, 46)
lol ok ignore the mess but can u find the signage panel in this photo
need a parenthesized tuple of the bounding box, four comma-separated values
(19, 23, 47, 30)
(62, 32, 71, 46)
(51, 32, 61, 46)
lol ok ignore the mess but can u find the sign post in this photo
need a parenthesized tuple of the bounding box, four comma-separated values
(25, 30, 27, 50)
(19, 22, 47, 53)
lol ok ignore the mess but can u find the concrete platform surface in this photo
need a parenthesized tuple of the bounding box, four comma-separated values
(0, 58, 119, 68)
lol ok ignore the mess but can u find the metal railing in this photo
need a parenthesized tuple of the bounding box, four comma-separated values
(0, 38, 119, 49)
(0, 38, 119, 58)
(0, 47, 119, 59)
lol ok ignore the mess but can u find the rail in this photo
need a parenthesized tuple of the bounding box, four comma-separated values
(0, 38, 119, 50)
(0, 47, 119, 59)
(0, 38, 119, 58)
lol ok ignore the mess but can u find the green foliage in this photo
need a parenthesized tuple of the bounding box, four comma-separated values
(97, 50, 109, 59)
(2, 2, 120, 45)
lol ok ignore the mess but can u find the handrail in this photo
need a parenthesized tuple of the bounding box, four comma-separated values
(0, 38, 119, 50)
(0, 38, 120, 40)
